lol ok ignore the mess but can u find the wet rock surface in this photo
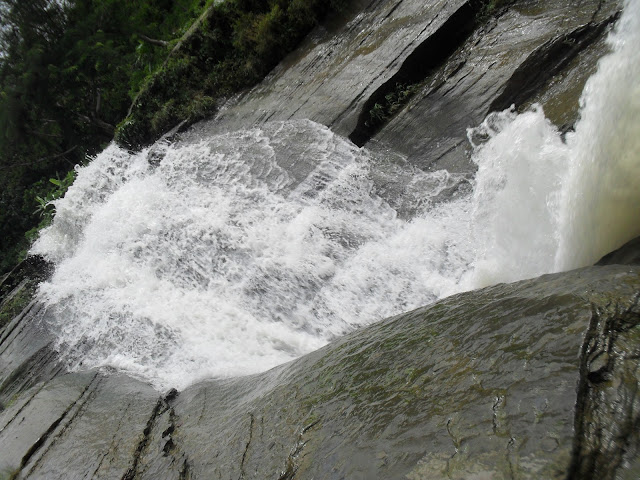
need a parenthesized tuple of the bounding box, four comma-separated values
(0, 258, 61, 410)
(596, 237, 640, 267)
(1, 264, 640, 479)
(1, 0, 637, 478)
(369, 0, 621, 172)
(182, 0, 621, 173)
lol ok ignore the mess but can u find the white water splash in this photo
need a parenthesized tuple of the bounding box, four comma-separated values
(32, 0, 639, 390)
(33, 121, 472, 389)
(556, 0, 640, 270)
(465, 106, 569, 287)
(466, 0, 640, 286)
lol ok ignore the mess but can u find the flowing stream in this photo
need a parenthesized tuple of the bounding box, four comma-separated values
(32, 0, 639, 390)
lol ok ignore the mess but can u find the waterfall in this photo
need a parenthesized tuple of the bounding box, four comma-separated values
(31, 0, 639, 390)
(467, 0, 640, 287)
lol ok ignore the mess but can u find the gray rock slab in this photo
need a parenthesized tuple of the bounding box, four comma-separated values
(183, 0, 473, 140)
(0, 265, 638, 479)
(0, 303, 63, 408)
(124, 265, 640, 479)
(370, 0, 622, 172)
(0, 372, 96, 475)
(0, 372, 159, 480)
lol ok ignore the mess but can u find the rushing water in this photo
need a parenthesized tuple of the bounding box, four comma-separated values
(32, 0, 639, 390)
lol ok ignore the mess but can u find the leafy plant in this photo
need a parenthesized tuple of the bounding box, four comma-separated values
(365, 83, 419, 129)
(24, 168, 77, 244)
(369, 103, 386, 123)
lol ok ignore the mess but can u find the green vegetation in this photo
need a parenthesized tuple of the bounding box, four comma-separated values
(0, 285, 33, 330)
(0, 0, 346, 275)
(365, 82, 419, 130)
(0, 0, 210, 274)
(117, 0, 348, 148)
(24, 169, 77, 245)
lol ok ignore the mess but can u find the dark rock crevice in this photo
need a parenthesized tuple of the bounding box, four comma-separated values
(16, 372, 101, 477)
(444, 418, 460, 479)
(161, 408, 178, 457)
(178, 458, 190, 480)
(238, 413, 255, 480)
(487, 12, 621, 117)
(491, 394, 506, 435)
(122, 387, 184, 480)
(122, 398, 165, 480)
(348, 0, 488, 146)
(568, 295, 640, 479)
(506, 436, 518, 480)
(277, 417, 321, 480)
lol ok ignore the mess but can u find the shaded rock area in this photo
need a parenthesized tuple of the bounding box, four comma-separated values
(1, 0, 638, 478)
(0, 257, 52, 331)
(597, 236, 640, 267)
(1, 262, 639, 479)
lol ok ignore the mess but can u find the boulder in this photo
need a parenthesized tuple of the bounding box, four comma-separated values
(1, 264, 639, 479)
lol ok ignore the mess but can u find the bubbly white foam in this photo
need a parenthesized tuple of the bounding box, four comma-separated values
(466, 0, 640, 286)
(33, 120, 473, 389)
(32, 0, 639, 390)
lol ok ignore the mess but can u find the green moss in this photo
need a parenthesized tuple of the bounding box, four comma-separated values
(479, 0, 516, 20)
(0, 468, 20, 480)
(0, 286, 34, 330)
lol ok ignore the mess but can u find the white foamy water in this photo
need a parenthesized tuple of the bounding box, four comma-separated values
(467, 0, 640, 285)
(33, 121, 473, 389)
(32, 0, 639, 390)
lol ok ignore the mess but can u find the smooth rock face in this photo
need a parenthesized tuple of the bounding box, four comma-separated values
(1, 264, 639, 479)
(184, 0, 621, 174)
(369, 0, 621, 172)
